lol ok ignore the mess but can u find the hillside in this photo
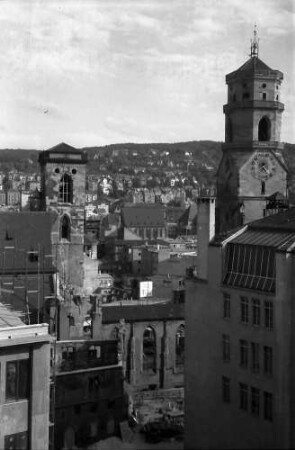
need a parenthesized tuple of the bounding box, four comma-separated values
(0, 141, 295, 199)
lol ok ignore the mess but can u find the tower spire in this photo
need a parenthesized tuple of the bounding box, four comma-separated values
(250, 24, 259, 58)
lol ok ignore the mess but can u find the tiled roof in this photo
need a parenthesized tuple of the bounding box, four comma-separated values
(0, 302, 24, 328)
(166, 207, 186, 223)
(250, 208, 295, 232)
(236, 56, 272, 73)
(0, 273, 53, 323)
(102, 301, 184, 323)
(0, 212, 54, 262)
(0, 212, 55, 320)
(45, 142, 82, 154)
(122, 206, 166, 228)
(226, 56, 283, 80)
(266, 191, 287, 201)
(39, 142, 87, 164)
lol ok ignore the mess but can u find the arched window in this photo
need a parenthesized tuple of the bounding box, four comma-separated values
(176, 324, 185, 368)
(61, 215, 71, 241)
(143, 326, 156, 372)
(258, 117, 271, 141)
(59, 173, 73, 203)
(261, 181, 266, 195)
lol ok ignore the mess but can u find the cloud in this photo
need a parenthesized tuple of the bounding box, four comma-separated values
(0, 0, 293, 147)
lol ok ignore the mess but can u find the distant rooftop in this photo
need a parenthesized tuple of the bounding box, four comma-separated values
(121, 206, 166, 228)
(249, 208, 295, 232)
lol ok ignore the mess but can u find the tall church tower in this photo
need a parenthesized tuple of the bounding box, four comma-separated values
(39, 142, 87, 292)
(216, 28, 287, 234)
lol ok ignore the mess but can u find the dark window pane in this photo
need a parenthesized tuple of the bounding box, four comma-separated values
(19, 360, 30, 399)
(6, 361, 17, 401)
(5, 432, 28, 450)
(6, 360, 29, 402)
(222, 376, 230, 403)
(264, 392, 273, 422)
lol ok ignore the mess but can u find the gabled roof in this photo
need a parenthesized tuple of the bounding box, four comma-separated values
(39, 142, 88, 164)
(218, 149, 287, 177)
(0, 302, 24, 328)
(46, 142, 82, 154)
(266, 191, 286, 201)
(122, 206, 166, 228)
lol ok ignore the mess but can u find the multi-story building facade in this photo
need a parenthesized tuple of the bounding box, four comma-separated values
(0, 307, 52, 450)
(52, 339, 125, 449)
(185, 34, 293, 449)
(186, 207, 295, 449)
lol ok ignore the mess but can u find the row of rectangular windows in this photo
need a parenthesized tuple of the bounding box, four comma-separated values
(223, 294, 273, 329)
(222, 335, 273, 375)
(222, 377, 273, 422)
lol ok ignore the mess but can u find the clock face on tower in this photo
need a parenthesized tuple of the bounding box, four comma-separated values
(250, 152, 277, 180)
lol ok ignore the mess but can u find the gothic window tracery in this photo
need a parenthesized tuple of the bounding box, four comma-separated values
(142, 326, 156, 372)
(59, 173, 73, 203)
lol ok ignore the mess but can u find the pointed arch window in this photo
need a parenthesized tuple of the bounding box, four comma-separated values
(59, 173, 73, 203)
(143, 326, 156, 372)
(176, 324, 185, 368)
(261, 181, 266, 195)
(258, 117, 271, 142)
(61, 215, 71, 241)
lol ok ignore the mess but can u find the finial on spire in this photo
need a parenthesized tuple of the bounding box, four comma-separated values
(250, 24, 259, 57)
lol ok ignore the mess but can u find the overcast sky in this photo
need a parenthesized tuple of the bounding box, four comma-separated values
(0, 0, 294, 149)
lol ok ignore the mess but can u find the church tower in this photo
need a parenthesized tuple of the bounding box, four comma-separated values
(216, 28, 288, 234)
(39, 142, 87, 292)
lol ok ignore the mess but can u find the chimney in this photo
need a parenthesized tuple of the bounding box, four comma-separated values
(197, 195, 216, 280)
